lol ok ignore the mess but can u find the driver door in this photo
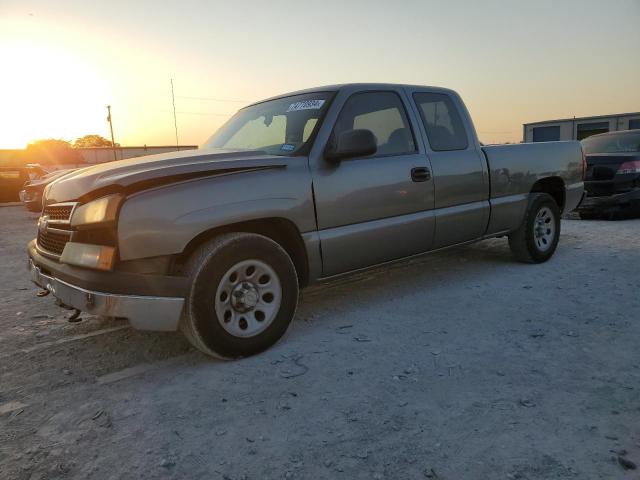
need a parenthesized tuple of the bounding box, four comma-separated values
(310, 90, 435, 276)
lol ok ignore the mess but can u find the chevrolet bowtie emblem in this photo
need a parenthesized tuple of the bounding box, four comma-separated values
(38, 216, 49, 234)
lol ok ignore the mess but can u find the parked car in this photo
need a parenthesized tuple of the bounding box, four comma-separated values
(577, 130, 640, 219)
(0, 164, 51, 203)
(27, 83, 584, 359)
(20, 168, 75, 212)
(0, 167, 30, 202)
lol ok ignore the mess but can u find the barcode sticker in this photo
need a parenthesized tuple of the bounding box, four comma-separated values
(286, 100, 325, 112)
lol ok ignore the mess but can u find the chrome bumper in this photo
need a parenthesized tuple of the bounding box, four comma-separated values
(29, 259, 184, 331)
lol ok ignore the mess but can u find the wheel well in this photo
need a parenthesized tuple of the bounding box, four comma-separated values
(531, 177, 565, 212)
(176, 218, 309, 287)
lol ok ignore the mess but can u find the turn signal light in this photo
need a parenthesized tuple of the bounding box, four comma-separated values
(60, 242, 116, 271)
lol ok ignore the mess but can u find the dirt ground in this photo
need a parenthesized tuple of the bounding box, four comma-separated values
(1, 204, 639, 480)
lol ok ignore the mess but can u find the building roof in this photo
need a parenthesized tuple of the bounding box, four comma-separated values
(524, 112, 640, 127)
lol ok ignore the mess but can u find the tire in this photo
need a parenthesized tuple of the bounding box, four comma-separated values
(508, 193, 561, 264)
(180, 232, 299, 359)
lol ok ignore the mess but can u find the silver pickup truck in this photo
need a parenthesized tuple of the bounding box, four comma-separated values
(28, 83, 584, 358)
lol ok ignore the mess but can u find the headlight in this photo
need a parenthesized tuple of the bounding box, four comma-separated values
(71, 194, 123, 228)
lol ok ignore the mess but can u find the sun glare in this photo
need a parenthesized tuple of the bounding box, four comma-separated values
(0, 41, 108, 149)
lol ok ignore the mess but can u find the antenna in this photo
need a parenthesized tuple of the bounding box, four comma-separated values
(171, 79, 179, 150)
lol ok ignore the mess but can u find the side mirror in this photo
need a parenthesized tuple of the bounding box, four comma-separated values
(325, 129, 377, 162)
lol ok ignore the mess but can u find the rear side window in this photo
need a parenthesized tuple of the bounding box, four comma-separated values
(413, 93, 469, 151)
(333, 92, 416, 156)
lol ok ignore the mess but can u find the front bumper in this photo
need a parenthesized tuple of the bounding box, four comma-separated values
(28, 243, 186, 331)
(577, 188, 640, 212)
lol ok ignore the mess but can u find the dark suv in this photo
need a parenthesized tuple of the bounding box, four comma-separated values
(578, 130, 640, 219)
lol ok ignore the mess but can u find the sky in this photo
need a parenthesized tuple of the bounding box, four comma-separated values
(0, 0, 639, 149)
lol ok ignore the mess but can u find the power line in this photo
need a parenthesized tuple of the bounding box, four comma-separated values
(477, 131, 518, 134)
(171, 111, 236, 117)
(175, 95, 251, 103)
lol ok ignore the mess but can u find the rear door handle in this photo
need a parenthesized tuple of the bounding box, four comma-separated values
(411, 167, 431, 182)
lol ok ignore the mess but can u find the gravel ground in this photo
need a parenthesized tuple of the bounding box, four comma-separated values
(1, 204, 639, 480)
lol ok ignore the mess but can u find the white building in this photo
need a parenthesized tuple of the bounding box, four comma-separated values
(77, 145, 198, 164)
(523, 113, 640, 143)
(0, 145, 198, 170)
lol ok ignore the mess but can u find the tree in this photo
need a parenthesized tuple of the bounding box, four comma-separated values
(74, 134, 116, 148)
(24, 139, 84, 166)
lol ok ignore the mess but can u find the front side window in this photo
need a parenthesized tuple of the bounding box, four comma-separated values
(332, 92, 416, 156)
(413, 92, 469, 151)
(203, 92, 334, 156)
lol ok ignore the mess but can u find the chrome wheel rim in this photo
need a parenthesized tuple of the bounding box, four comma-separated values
(533, 206, 556, 252)
(214, 259, 282, 338)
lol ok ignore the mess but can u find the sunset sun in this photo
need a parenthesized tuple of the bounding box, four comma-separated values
(0, 40, 108, 148)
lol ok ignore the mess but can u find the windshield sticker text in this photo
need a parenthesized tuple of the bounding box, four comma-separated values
(280, 143, 296, 151)
(286, 100, 325, 112)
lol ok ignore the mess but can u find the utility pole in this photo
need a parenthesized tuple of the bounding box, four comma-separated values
(171, 79, 180, 150)
(106, 105, 117, 161)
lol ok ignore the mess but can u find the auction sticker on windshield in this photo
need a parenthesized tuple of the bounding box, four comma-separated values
(286, 100, 325, 112)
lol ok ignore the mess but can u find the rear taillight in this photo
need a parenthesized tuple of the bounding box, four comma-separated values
(617, 161, 640, 175)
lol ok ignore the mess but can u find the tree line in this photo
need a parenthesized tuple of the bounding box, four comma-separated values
(2, 135, 119, 167)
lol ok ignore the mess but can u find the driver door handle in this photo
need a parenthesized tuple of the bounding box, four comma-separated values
(411, 167, 431, 182)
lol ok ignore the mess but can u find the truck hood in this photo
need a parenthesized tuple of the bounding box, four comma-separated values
(44, 148, 288, 204)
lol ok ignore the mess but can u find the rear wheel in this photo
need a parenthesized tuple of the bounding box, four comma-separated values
(508, 193, 561, 263)
(180, 232, 299, 359)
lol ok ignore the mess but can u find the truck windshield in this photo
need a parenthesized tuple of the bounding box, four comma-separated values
(202, 92, 335, 156)
(582, 132, 640, 154)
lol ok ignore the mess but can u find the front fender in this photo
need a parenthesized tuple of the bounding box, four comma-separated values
(117, 163, 315, 261)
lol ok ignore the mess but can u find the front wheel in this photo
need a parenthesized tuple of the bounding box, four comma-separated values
(180, 232, 299, 359)
(508, 193, 561, 263)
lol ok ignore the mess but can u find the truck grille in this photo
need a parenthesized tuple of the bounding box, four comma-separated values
(37, 202, 78, 257)
(37, 229, 72, 256)
(43, 203, 76, 222)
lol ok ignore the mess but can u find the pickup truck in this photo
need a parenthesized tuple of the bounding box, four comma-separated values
(28, 83, 584, 359)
